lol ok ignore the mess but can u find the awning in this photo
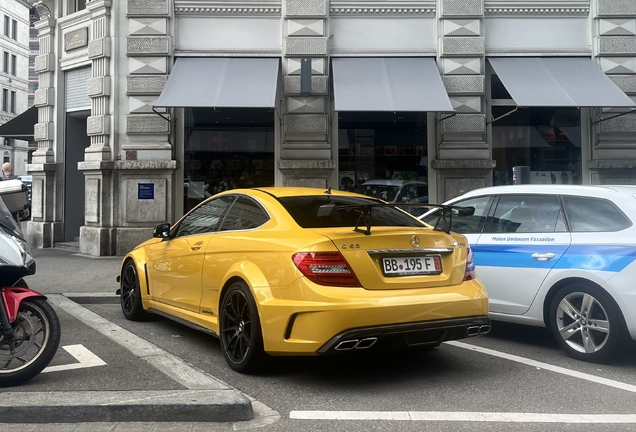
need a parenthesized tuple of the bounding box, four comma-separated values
(332, 57, 454, 112)
(488, 57, 636, 108)
(154, 58, 280, 108)
(0, 106, 37, 141)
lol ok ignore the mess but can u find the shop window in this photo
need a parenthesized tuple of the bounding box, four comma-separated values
(491, 74, 512, 100)
(337, 111, 428, 214)
(183, 107, 275, 213)
(491, 107, 582, 186)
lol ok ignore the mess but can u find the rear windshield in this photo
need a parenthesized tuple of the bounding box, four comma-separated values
(278, 196, 425, 228)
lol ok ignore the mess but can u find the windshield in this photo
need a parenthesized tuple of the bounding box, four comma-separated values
(0, 195, 23, 239)
(278, 195, 424, 228)
(354, 185, 401, 202)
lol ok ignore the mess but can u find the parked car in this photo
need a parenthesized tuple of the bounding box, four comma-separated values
(118, 187, 489, 372)
(355, 180, 428, 215)
(420, 184, 636, 363)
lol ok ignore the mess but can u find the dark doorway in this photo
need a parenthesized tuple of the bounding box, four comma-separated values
(64, 110, 89, 242)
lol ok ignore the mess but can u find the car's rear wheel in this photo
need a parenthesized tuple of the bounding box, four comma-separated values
(548, 282, 625, 363)
(220, 281, 266, 373)
(120, 260, 151, 321)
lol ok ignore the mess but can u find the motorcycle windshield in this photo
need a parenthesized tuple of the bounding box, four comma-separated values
(0, 195, 23, 240)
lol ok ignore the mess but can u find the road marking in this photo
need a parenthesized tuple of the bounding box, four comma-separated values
(446, 341, 636, 393)
(289, 411, 636, 423)
(42, 344, 106, 373)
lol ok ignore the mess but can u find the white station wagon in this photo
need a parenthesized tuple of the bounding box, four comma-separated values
(420, 185, 636, 363)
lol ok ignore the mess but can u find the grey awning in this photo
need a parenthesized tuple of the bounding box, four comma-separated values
(332, 57, 454, 112)
(489, 57, 636, 108)
(0, 106, 37, 141)
(155, 58, 280, 108)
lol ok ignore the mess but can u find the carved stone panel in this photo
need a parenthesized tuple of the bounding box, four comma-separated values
(126, 114, 170, 134)
(126, 37, 170, 56)
(286, 0, 327, 17)
(127, 0, 170, 16)
(441, 0, 483, 17)
(443, 76, 485, 95)
(441, 37, 485, 56)
(126, 76, 168, 95)
(285, 37, 328, 56)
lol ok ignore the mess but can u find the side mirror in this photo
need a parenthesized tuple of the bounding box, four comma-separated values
(153, 223, 171, 238)
(455, 206, 475, 217)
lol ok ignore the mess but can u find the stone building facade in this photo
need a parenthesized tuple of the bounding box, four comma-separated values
(26, 0, 636, 256)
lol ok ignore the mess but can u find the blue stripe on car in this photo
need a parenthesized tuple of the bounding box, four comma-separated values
(472, 244, 636, 272)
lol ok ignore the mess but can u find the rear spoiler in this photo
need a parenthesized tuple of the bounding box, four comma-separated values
(317, 202, 474, 236)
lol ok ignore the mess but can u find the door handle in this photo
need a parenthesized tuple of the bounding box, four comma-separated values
(531, 253, 555, 261)
(190, 242, 203, 251)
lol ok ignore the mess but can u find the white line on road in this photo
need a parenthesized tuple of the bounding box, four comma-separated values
(42, 344, 107, 373)
(289, 411, 636, 423)
(446, 340, 636, 393)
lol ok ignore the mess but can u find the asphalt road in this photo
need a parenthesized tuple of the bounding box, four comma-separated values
(3, 248, 636, 431)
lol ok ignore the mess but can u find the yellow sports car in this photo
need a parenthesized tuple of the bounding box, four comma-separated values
(117, 187, 490, 372)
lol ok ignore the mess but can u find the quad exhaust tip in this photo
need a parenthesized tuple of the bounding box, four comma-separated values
(334, 337, 378, 351)
(467, 325, 491, 337)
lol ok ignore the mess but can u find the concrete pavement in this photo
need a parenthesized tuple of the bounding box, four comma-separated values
(4, 246, 272, 426)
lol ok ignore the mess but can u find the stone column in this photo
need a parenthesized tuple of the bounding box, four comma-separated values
(279, 0, 334, 188)
(106, 0, 175, 256)
(433, 0, 495, 201)
(590, 0, 636, 184)
(27, 3, 60, 248)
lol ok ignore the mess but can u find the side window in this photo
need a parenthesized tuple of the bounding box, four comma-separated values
(487, 195, 566, 233)
(219, 196, 269, 231)
(175, 196, 235, 237)
(563, 196, 631, 232)
(421, 196, 493, 234)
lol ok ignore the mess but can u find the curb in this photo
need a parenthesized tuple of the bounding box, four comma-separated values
(0, 390, 253, 423)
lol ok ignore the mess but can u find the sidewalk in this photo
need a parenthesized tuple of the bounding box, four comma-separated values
(5, 247, 273, 426)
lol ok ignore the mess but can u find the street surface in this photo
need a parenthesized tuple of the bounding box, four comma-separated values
(2, 247, 636, 431)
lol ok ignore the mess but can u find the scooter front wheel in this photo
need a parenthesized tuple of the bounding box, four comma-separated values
(0, 297, 61, 387)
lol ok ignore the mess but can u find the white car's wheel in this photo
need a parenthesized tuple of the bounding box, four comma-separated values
(548, 282, 626, 363)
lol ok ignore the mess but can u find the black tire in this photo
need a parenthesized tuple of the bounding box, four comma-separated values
(220, 281, 266, 373)
(120, 260, 151, 321)
(548, 282, 626, 363)
(0, 297, 61, 387)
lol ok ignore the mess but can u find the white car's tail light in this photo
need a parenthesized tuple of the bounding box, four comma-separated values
(464, 247, 477, 281)
(292, 252, 362, 287)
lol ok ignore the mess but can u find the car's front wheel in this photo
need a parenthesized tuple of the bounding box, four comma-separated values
(548, 282, 626, 363)
(220, 281, 266, 373)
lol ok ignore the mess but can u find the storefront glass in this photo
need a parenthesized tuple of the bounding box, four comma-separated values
(337, 111, 428, 197)
(491, 107, 582, 186)
(183, 108, 275, 212)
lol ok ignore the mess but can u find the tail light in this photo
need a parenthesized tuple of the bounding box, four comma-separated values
(292, 252, 361, 287)
(464, 247, 477, 281)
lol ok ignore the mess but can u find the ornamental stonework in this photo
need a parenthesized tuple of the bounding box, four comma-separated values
(609, 75, 636, 93)
(440, 37, 484, 56)
(600, 114, 636, 132)
(126, 115, 170, 134)
(441, 114, 486, 133)
(599, 37, 636, 55)
(285, 37, 328, 56)
(441, 0, 483, 17)
(127, 0, 170, 16)
(442, 76, 485, 95)
(284, 115, 328, 133)
(284, 76, 328, 95)
(286, 0, 327, 17)
(597, 0, 636, 16)
(126, 76, 168, 95)
(126, 37, 170, 56)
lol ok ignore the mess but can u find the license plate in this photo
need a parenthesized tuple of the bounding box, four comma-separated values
(382, 256, 442, 276)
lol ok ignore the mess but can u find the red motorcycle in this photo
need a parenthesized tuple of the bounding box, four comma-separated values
(0, 195, 60, 387)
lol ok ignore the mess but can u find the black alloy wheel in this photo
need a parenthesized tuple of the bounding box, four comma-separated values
(548, 282, 626, 363)
(220, 281, 266, 373)
(120, 260, 151, 321)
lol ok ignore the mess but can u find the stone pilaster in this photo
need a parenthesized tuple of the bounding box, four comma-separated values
(27, 4, 62, 248)
(590, 0, 636, 184)
(434, 0, 492, 201)
(280, 0, 334, 188)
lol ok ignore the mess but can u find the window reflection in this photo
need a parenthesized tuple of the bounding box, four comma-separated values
(491, 107, 581, 186)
